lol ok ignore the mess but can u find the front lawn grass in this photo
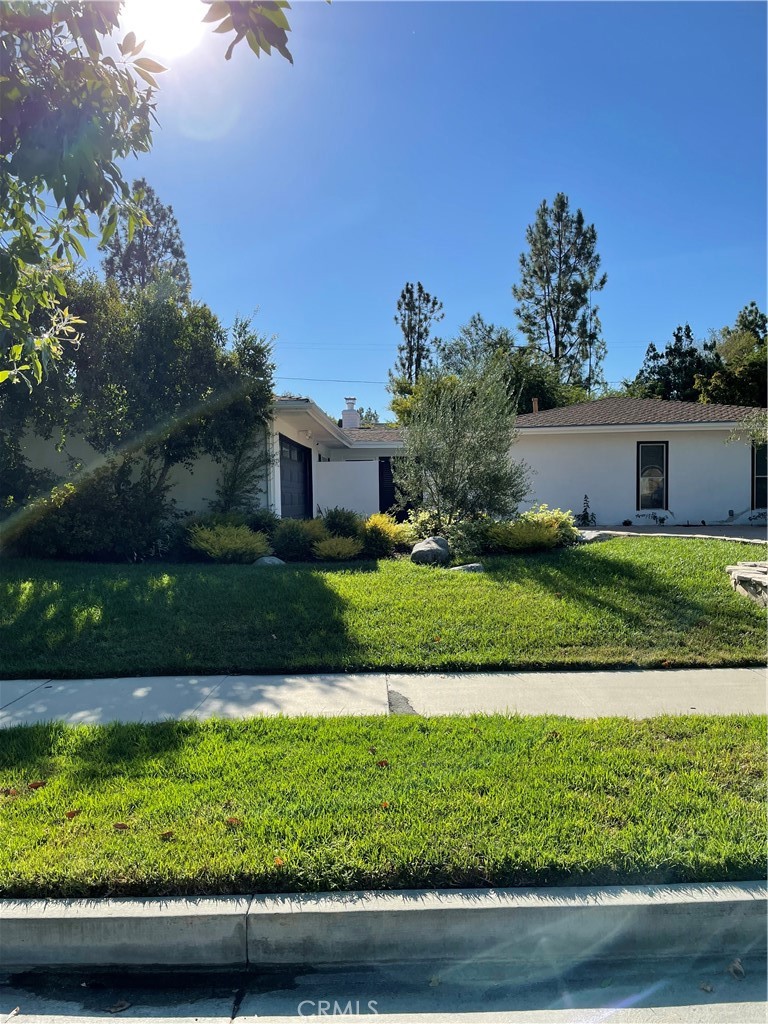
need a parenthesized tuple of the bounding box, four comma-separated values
(1, 715, 764, 897)
(0, 538, 764, 678)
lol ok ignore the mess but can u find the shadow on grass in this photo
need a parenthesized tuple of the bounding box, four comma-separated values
(0, 719, 194, 783)
(0, 558, 365, 678)
(483, 542, 752, 640)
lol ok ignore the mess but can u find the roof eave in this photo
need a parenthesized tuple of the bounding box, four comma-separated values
(516, 421, 743, 434)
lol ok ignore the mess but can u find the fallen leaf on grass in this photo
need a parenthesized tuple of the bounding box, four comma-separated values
(727, 958, 745, 980)
(700, 982, 714, 993)
(661, 660, 671, 668)
(159, 831, 175, 842)
(105, 1001, 131, 1013)
(225, 817, 242, 827)
(274, 857, 285, 867)
(380, 801, 390, 809)
(65, 809, 82, 820)
(1, 788, 18, 797)
(376, 759, 389, 768)
(28, 781, 46, 790)
(113, 822, 129, 831)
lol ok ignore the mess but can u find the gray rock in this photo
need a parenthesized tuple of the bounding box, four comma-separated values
(253, 555, 285, 566)
(411, 536, 451, 566)
(448, 562, 484, 572)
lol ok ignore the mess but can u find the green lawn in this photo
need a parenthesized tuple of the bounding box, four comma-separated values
(1, 715, 764, 897)
(0, 538, 764, 678)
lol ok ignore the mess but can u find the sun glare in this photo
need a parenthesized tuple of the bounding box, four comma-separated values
(120, 0, 207, 61)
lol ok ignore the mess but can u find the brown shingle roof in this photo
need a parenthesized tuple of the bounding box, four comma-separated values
(342, 427, 403, 444)
(516, 397, 759, 429)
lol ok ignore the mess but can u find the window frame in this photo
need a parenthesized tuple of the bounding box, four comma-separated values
(752, 443, 767, 510)
(636, 440, 669, 511)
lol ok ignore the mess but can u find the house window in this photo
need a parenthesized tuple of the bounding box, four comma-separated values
(753, 444, 767, 509)
(637, 442, 668, 510)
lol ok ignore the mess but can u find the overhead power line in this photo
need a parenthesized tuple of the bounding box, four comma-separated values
(275, 375, 388, 385)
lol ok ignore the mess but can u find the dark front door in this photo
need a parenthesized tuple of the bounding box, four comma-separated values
(280, 435, 312, 519)
(378, 457, 396, 514)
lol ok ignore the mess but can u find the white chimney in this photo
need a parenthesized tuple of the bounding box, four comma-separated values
(341, 396, 361, 429)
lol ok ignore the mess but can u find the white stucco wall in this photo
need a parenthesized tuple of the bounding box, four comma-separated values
(315, 460, 381, 517)
(21, 431, 267, 515)
(513, 427, 755, 525)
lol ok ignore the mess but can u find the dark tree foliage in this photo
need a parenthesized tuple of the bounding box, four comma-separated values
(1, 275, 275, 519)
(512, 193, 607, 390)
(436, 313, 588, 415)
(101, 179, 191, 296)
(391, 281, 444, 386)
(627, 324, 721, 403)
(0, 1, 297, 386)
(695, 302, 767, 408)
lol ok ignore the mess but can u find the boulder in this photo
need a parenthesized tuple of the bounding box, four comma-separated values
(411, 536, 450, 566)
(254, 555, 285, 566)
(448, 563, 484, 573)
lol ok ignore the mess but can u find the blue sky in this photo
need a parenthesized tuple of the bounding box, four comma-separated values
(107, 0, 767, 420)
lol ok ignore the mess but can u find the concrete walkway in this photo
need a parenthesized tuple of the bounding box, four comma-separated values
(581, 524, 766, 544)
(0, 667, 764, 726)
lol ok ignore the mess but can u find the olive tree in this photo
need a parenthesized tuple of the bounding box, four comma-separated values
(394, 359, 528, 531)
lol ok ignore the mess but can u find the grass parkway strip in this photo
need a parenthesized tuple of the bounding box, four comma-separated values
(0, 715, 765, 898)
(1, 538, 765, 678)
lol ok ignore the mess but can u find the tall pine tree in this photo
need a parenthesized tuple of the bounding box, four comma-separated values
(100, 178, 191, 296)
(391, 281, 444, 385)
(512, 193, 607, 390)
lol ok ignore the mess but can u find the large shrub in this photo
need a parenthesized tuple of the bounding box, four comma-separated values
(313, 536, 363, 561)
(405, 508, 489, 559)
(246, 507, 280, 538)
(321, 506, 362, 538)
(366, 512, 413, 550)
(272, 518, 328, 561)
(186, 524, 270, 563)
(8, 462, 173, 561)
(360, 522, 392, 559)
(486, 506, 578, 553)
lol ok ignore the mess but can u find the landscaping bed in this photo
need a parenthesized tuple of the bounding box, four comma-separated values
(0, 714, 764, 898)
(1, 538, 765, 678)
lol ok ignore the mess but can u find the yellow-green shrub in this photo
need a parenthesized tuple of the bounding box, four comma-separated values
(187, 524, 271, 563)
(313, 536, 363, 561)
(366, 512, 414, 549)
(485, 506, 578, 553)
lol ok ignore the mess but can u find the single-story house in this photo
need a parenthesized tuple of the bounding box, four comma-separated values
(21, 395, 765, 526)
(513, 397, 765, 526)
(21, 396, 405, 520)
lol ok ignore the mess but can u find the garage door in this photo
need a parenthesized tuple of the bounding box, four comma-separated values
(280, 435, 312, 519)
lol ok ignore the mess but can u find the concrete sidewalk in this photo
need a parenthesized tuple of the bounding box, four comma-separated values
(0, 666, 764, 726)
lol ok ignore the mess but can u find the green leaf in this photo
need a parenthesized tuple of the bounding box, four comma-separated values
(213, 14, 234, 34)
(67, 234, 86, 260)
(134, 57, 167, 74)
(101, 210, 118, 245)
(202, 1, 231, 24)
(134, 66, 158, 90)
(0, 370, 12, 383)
(121, 31, 137, 54)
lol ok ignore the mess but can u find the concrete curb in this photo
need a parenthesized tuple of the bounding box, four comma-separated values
(1, 882, 765, 970)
